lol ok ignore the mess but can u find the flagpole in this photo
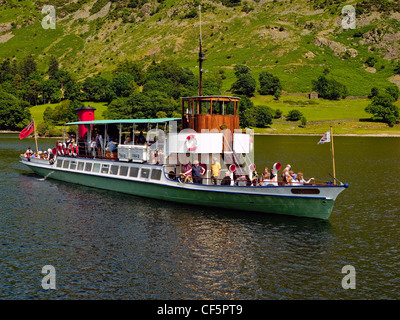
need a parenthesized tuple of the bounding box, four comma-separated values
(330, 126, 336, 185)
(33, 118, 39, 154)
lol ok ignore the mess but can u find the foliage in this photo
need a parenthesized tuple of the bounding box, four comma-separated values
(301, 116, 307, 127)
(311, 75, 348, 100)
(43, 100, 82, 125)
(231, 73, 256, 97)
(259, 71, 282, 96)
(82, 75, 116, 102)
(0, 91, 31, 130)
(365, 92, 399, 127)
(286, 109, 303, 121)
(365, 57, 377, 68)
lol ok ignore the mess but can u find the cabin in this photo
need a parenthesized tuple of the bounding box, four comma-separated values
(181, 96, 240, 132)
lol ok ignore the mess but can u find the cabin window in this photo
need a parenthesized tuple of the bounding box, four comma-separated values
(70, 161, 77, 170)
(212, 101, 221, 115)
(291, 188, 320, 195)
(201, 101, 211, 114)
(141, 168, 150, 179)
(119, 166, 128, 176)
(101, 164, 109, 174)
(63, 160, 70, 169)
(110, 165, 119, 175)
(151, 169, 162, 180)
(56, 160, 63, 168)
(129, 167, 139, 178)
(85, 162, 92, 172)
(225, 101, 235, 115)
(93, 163, 100, 173)
(77, 162, 84, 171)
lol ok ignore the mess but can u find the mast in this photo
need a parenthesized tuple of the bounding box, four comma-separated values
(198, 5, 205, 96)
(330, 126, 336, 185)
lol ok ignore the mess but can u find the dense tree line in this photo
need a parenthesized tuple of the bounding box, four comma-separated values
(1, 54, 398, 131)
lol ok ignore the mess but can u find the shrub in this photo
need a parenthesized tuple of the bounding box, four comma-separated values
(286, 109, 303, 121)
(311, 75, 347, 100)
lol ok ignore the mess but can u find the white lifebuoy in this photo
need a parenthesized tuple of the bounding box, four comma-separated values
(185, 134, 197, 151)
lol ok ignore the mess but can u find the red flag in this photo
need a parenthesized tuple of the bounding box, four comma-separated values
(19, 119, 35, 140)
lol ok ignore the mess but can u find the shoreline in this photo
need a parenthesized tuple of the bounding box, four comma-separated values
(2, 131, 400, 138)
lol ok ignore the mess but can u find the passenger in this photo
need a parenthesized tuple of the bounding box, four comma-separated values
(25, 147, 33, 157)
(192, 160, 205, 184)
(66, 134, 74, 148)
(260, 167, 271, 185)
(107, 138, 118, 152)
(289, 170, 297, 181)
(138, 131, 146, 145)
(90, 136, 97, 157)
(220, 172, 232, 186)
(210, 157, 221, 185)
(96, 132, 103, 156)
(124, 136, 133, 145)
(281, 164, 291, 183)
(179, 162, 192, 183)
(296, 172, 315, 184)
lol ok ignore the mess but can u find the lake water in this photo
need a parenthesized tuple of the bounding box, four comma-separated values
(0, 133, 398, 299)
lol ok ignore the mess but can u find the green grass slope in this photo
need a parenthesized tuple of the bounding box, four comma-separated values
(1, 0, 400, 96)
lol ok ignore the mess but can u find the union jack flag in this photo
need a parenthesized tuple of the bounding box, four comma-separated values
(19, 119, 35, 140)
(318, 130, 331, 144)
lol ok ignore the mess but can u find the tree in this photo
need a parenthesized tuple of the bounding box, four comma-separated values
(385, 85, 399, 101)
(82, 75, 115, 102)
(20, 55, 37, 79)
(233, 64, 251, 78)
(254, 105, 274, 127)
(48, 55, 59, 79)
(311, 75, 347, 100)
(114, 60, 145, 85)
(286, 109, 303, 121)
(49, 100, 81, 124)
(111, 72, 137, 97)
(259, 71, 282, 96)
(231, 73, 256, 97)
(365, 92, 399, 127)
(41, 79, 61, 104)
(0, 91, 31, 130)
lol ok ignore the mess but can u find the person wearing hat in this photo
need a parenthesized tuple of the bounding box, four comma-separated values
(192, 160, 205, 184)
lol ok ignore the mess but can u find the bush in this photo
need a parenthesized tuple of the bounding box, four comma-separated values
(286, 109, 303, 121)
(311, 75, 347, 100)
(301, 116, 307, 127)
(365, 56, 378, 67)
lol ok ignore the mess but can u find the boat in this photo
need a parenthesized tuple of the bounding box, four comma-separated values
(19, 94, 348, 220)
(19, 9, 348, 219)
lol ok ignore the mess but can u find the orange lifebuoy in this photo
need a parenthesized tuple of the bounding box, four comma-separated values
(186, 134, 197, 151)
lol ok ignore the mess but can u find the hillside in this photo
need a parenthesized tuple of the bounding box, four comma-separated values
(1, 0, 400, 95)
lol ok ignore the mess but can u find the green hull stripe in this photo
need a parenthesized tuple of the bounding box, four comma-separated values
(28, 165, 335, 220)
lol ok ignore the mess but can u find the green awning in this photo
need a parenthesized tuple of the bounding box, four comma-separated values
(64, 118, 181, 126)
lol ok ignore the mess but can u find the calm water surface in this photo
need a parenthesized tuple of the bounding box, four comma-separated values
(0, 133, 399, 299)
